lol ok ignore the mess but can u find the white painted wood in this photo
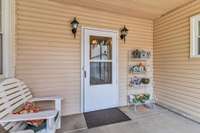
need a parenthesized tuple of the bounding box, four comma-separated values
(0, 110, 57, 123)
(46, 118, 56, 133)
(29, 96, 62, 102)
(4, 122, 18, 130)
(82, 27, 119, 112)
(190, 14, 200, 58)
(0, 78, 62, 133)
(29, 96, 62, 129)
(1, 0, 15, 78)
(9, 122, 27, 132)
(13, 131, 34, 133)
(55, 97, 62, 129)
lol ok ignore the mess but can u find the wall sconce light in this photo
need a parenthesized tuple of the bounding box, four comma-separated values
(71, 17, 79, 38)
(120, 25, 128, 43)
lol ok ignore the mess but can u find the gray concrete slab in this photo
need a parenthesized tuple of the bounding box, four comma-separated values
(57, 106, 200, 133)
(56, 113, 87, 133)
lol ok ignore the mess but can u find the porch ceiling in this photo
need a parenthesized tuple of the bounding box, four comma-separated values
(52, 0, 195, 20)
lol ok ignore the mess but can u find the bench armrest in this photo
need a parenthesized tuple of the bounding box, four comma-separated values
(13, 130, 34, 133)
(29, 96, 62, 102)
(0, 110, 57, 123)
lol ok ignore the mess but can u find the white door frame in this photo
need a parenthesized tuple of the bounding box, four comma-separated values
(81, 27, 119, 112)
(0, 0, 16, 79)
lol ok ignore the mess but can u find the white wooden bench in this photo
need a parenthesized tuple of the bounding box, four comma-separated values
(0, 78, 62, 133)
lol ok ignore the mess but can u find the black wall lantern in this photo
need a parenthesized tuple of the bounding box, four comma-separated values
(71, 17, 79, 38)
(120, 25, 128, 43)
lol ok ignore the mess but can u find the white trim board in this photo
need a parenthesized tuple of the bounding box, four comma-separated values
(80, 26, 119, 112)
(190, 14, 200, 58)
(0, 0, 15, 79)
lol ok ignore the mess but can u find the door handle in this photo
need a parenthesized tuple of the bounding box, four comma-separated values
(84, 70, 87, 78)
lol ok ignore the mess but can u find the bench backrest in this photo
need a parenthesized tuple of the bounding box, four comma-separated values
(0, 78, 33, 132)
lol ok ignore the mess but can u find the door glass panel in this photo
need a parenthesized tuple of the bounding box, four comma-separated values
(199, 21, 200, 36)
(90, 62, 112, 85)
(0, 34, 2, 74)
(0, 1, 2, 74)
(89, 35, 112, 85)
(90, 36, 112, 60)
(0, 0, 1, 32)
(198, 38, 200, 55)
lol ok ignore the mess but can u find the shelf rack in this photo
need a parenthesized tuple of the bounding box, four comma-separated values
(127, 49, 154, 111)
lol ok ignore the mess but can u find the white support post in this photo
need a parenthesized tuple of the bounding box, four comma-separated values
(46, 118, 55, 133)
(55, 98, 61, 129)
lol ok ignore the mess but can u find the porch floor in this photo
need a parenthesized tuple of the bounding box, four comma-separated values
(57, 106, 200, 133)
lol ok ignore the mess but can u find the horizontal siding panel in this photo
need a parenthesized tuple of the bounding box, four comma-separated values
(155, 83, 200, 95)
(156, 94, 200, 114)
(157, 89, 200, 105)
(155, 2, 200, 27)
(154, 0, 200, 121)
(16, 0, 153, 115)
(155, 71, 200, 79)
(157, 97, 200, 118)
(17, 1, 153, 28)
(155, 79, 200, 90)
(18, 5, 152, 29)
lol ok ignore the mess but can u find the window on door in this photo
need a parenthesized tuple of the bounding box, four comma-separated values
(90, 36, 112, 85)
(0, 0, 2, 74)
(0, 34, 2, 75)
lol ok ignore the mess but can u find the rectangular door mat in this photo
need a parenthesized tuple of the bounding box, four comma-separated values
(84, 108, 131, 128)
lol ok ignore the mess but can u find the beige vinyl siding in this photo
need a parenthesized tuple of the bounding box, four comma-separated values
(16, 0, 153, 115)
(154, 0, 200, 121)
(48, 0, 193, 20)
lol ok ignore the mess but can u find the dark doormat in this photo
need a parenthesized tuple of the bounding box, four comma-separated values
(84, 108, 131, 128)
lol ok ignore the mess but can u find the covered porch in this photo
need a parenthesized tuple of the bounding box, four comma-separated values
(0, 0, 200, 133)
(57, 106, 200, 133)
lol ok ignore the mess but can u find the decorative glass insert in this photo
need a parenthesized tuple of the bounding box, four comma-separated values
(90, 36, 112, 60)
(89, 35, 112, 85)
(90, 62, 112, 85)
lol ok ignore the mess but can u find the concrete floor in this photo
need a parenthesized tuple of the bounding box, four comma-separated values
(56, 106, 200, 133)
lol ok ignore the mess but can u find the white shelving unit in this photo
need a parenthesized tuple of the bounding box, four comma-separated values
(127, 49, 154, 111)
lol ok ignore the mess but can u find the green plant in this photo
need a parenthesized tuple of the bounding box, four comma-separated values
(132, 93, 150, 104)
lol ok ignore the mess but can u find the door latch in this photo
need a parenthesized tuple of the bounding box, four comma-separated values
(84, 70, 87, 78)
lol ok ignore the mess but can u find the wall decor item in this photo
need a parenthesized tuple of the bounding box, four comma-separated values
(71, 17, 79, 38)
(131, 49, 151, 59)
(120, 25, 128, 44)
(129, 76, 141, 87)
(132, 49, 141, 58)
(129, 63, 146, 73)
(127, 49, 154, 111)
(128, 77, 150, 88)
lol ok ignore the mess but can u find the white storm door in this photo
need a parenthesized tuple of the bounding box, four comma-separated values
(83, 28, 118, 112)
